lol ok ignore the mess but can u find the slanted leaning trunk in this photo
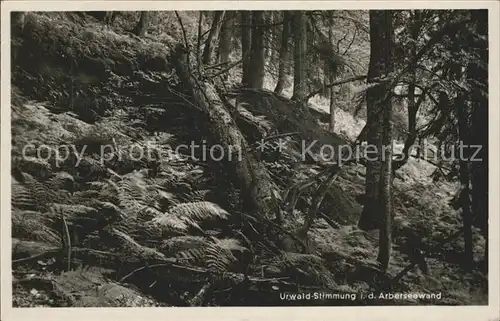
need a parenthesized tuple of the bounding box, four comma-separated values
(171, 45, 282, 226)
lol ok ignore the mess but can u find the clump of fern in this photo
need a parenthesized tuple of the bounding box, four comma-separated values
(161, 236, 247, 273)
(264, 252, 336, 288)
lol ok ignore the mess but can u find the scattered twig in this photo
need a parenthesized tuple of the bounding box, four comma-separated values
(262, 132, 299, 142)
(207, 59, 243, 79)
(12, 248, 60, 264)
(189, 282, 212, 306)
(12, 247, 119, 265)
(203, 60, 231, 70)
(61, 211, 71, 272)
(119, 260, 178, 283)
(306, 75, 368, 100)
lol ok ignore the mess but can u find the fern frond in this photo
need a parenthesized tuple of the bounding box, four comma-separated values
(155, 190, 179, 210)
(48, 171, 75, 192)
(12, 209, 60, 244)
(168, 201, 229, 222)
(53, 204, 98, 221)
(102, 228, 166, 262)
(77, 156, 107, 179)
(159, 236, 208, 255)
(205, 237, 246, 273)
(12, 173, 57, 211)
(150, 214, 189, 234)
(13, 157, 52, 179)
(100, 179, 120, 203)
(176, 248, 207, 264)
(184, 189, 211, 202)
(267, 252, 336, 287)
(12, 180, 37, 210)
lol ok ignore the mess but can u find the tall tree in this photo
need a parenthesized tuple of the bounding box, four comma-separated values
(327, 25, 336, 132)
(246, 11, 266, 88)
(202, 11, 225, 65)
(274, 11, 292, 94)
(11, 12, 27, 35)
(377, 71, 394, 271)
(241, 11, 252, 86)
(468, 9, 488, 272)
(217, 11, 234, 65)
(264, 12, 274, 62)
(358, 10, 394, 233)
(456, 94, 474, 271)
(133, 11, 151, 37)
(291, 10, 308, 111)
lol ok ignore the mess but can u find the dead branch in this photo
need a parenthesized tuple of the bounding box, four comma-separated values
(189, 282, 212, 306)
(306, 75, 368, 100)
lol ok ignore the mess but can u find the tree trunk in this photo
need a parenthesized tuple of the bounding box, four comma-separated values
(196, 12, 203, 70)
(264, 12, 273, 62)
(202, 11, 225, 65)
(327, 26, 335, 133)
(218, 11, 234, 64)
(469, 9, 488, 273)
(393, 11, 423, 173)
(358, 10, 394, 232)
(171, 44, 282, 226)
(457, 97, 474, 271)
(241, 11, 252, 86)
(329, 84, 335, 133)
(291, 10, 308, 111)
(246, 11, 266, 88)
(377, 72, 394, 271)
(11, 12, 27, 36)
(274, 11, 291, 94)
(104, 11, 118, 25)
(133, 11, 151, 37)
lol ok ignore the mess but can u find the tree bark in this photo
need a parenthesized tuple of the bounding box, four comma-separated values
(328, 26, 335, 133)
(196, 12, 204, 71)
(203, 11, 225, 65)
(246, 11, 266, 88)
(218, 11, 234, 64)
(291, 10, 308, 111)
(241, 11, 252, 86)
(274, 11, 291, 94)
(457, 96, 474, 271)
(11, 12, 27, 36)
(329, 83, 335, 133)
(469, 9, 488, 273)
(264, 12, 274, 62)
(133, 11, 151, 37)
(392, 11, 423, 174)
(377, 70, 394, 271)
(171, 44, 282, 226)
(358, 11, 394, 231)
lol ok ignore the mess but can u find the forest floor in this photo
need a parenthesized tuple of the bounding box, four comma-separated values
(10, 12, 487, 307)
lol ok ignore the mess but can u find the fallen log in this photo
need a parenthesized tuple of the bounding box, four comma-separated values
(170, 44, 282, 226)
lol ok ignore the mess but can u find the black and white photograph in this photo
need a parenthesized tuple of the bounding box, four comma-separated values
(1, 1, 499, 319)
